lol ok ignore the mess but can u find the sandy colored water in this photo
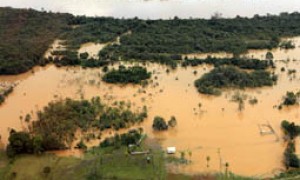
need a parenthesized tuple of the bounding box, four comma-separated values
(246, 37, 300, 60)
(185, 37, 300, 61)
(1, 39, 300, 177)
(78, 43, 107, 59)
(44, 39, 66, 59)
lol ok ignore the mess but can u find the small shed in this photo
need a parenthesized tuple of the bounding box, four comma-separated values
(167, 147, 176, 154)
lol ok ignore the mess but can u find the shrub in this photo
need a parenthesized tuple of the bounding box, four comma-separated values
(152, 116, 168, 131)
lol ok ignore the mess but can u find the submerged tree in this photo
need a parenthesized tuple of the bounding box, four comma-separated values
(231, 91, 247, 111)
(152, 116, 168, 131)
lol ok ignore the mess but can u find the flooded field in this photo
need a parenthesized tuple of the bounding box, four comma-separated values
(1, 38, 300, 177)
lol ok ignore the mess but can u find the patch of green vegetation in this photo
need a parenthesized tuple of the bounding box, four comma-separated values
(182, 57, 274, 70)
(63, 17, 135, 48)
(152, 116, 177, 131)
(281, 120, 300, 169)
(152, 116, 169, 131)
(6, 97, 148, 156)
(100, 129, 143, 148)
(0, 7, 72, 74)
(0, 86, 14, 105)
(194, 66, 277, 95)
(283, 91, 300, 106)
(102, 65, 151, 84)
(281, 120, 300, 140)
(274, 169, 300, 179)
(2, 8, 300, 74)
(99, 13, 300, 62)
(51, 49, 110, 68)
(1, 134, 166, 180)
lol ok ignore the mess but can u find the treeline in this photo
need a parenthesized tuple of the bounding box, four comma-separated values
(62, 17, 137, 48)
(2, 7, 300, 74)
(181, 57, 275, 70)
(99, 12, 300, 61)
(103, 65, 151, 84)
(6, 97, 148, 157)
(194, 66, 277, 95)
(99, 44, 181, 68)
(281, 120, 300, 168)
(0, 7, 72, 74)
(50, 50, 110, 68)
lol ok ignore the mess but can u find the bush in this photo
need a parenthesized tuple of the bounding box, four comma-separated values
(283, 92, 298, 106)
(281, 120, 300, 139)
(6, 131, 34, 157)
(168, 116, 177, 128)
(152, 116, 168, 131)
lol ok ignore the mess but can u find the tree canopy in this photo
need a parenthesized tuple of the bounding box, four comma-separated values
(194, 66, 277, 95)
(103, 66, 151, 84)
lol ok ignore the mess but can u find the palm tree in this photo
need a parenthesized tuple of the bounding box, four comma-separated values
(206, 156, 210, 168)
(188, 150, 192, 163)
(225, 162, 229, 177)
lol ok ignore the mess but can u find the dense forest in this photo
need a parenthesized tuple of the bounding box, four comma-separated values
(1, 7, 300, 74)
(0, 7, 72, 74)
(98, 12, 300, 62)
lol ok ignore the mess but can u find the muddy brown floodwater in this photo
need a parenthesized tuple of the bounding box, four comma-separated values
(1, 38, 300, 177)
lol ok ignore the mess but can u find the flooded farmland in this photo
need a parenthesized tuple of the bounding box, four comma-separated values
(0, 38, 300, 177)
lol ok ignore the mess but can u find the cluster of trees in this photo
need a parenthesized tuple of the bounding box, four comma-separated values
(194, 66, 277, 95)
(181, 57, 274, 70)
(100, 129, 142, 148)
(6, 97, 148, 156)
(6, 130, 43, 157)
(282, 91, 300, 106)
(51, 50, 110, 68)
(103, 65, 151, 84)
(152, 116, 177, 131)
(0, 86, 14, 105)
(98, 105, 147, 130)
(282, 120, 300, 140)
(281, 120, 300, 168)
